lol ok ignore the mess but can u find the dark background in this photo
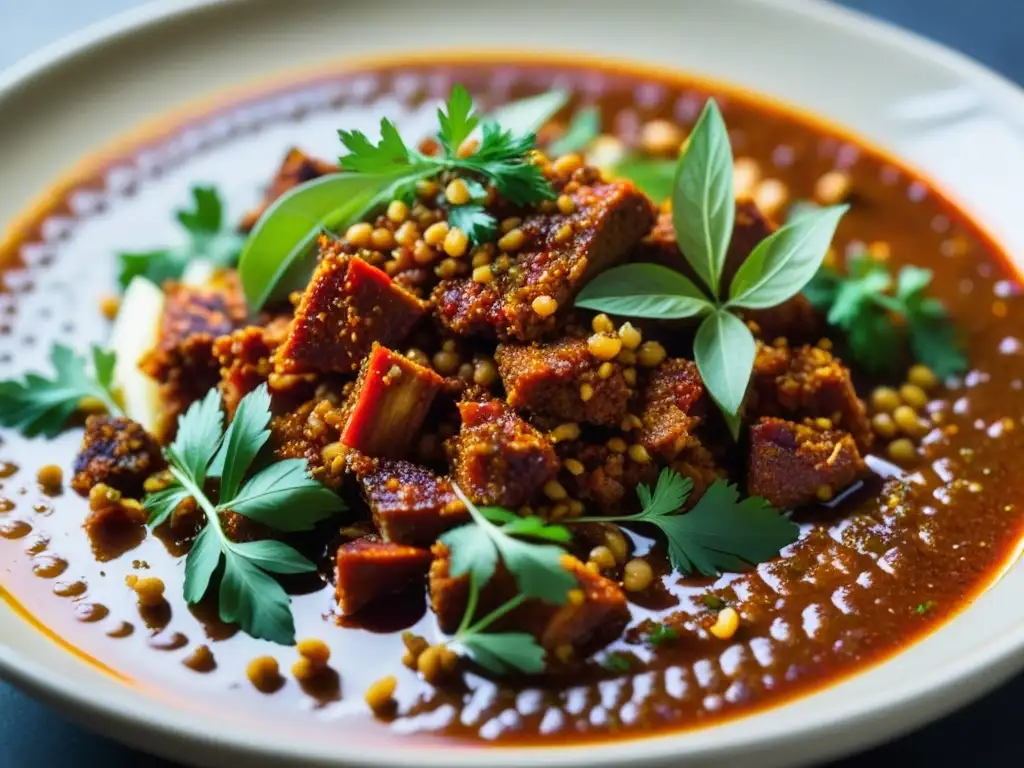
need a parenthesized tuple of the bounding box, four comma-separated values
(0, 0, 1021, 765)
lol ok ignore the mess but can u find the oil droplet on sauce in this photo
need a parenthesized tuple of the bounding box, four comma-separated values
(53, 580, 88, 598)
(0, 519, 31, 539)
(106, 621, 135, 639)
(75, 602, 109, 623)
(31, 554, 68, 578)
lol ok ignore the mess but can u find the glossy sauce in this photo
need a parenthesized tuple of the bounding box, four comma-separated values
(1, 58, 1022, 747)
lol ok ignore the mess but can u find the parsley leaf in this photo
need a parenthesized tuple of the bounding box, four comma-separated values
(144, 384, 345, 644)
(548, 106, 601, 156)
(437, 84, 479, 157)
(0, 345, 122, 437)
(805, 253, 967, 377)
(645, 623, 680, 646)
(448, 203, 497, 245)
(567, 468, 799, 577)
(117, 186, 243, 290)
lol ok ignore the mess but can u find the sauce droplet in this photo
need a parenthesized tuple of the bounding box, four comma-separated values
(148, 631, 189, 651)
(182, 645, 217, 673)
(31, 554, 68, 578)
(75, 602, 109, 623)
(23, 533, 50, 555)
(106, 621, 135, 639)
(0, 497, 14, 513)
(0, 519, 31, 539)
(0, 462, 19, 478)
(53, 580, 88, 598)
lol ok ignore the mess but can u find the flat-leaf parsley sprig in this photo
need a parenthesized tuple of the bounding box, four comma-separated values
(437, 485, 576, 674)
(145, 384, 345, 645)
(575, 99, 848, 435)
(564, 468, 799, 577)
(239, 86, 565, 310)
(118, 185, 244, 290)
(0, 345, 121, 438)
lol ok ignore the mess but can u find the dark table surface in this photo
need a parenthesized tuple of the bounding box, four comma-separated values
(1, 0, 1022, 765)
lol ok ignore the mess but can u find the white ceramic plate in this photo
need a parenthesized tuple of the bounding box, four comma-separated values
(1, 1, 1023, 766)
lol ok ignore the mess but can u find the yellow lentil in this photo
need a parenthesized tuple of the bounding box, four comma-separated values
(871, 386, 902, 413)
(557, 194, 576, 215)
(563, 458, 586, 476)
(893, 405, 928, 437)
(498, 228, 526, 252)
(443, 227, 469, 258)
(899, 383, 929, 409)
(588, 333, 622, 361)
(296, 638, 331, 667)
(591, 313, 615, 334)
(423, 221, 449, 246)
(246, 656, 281, 693)
(364, 675, 397, 714)
(551, 423, 581, 442)
(445, 179, 471, 206)
(888, 438, 917, 463)
(579, 382, 595, 401)
(623, 558, 654, 592)
(871, 412, 898, 439)
(607, 437, 627, 453)
(345, 222, 373, 247)
(709, 607, 740, 640)
(618, 322, 642, 350)
(37, 465, 63, 490)
(627, 444, 651, 463)
(386, 200, 409, 223)
(589, 545, 617, 570)
(472, 264, 494, 284)
(603, 528, 628, 563)
(637, 340, 667, 368)
(908, 364, 939, 390)
(532, 295, 558, 317)
(543, 480, 568, 501)
(133, 577, 165, 607)
(370, 227, 394, 250)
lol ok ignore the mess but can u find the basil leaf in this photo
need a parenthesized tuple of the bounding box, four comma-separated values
(238, 172, 404, 310)
(612, 155, 676, 202)
(549, 106, 600, 156)
(693, 309, 755, 416)
(575, 264, 712, 319)
(483, 90, 568, 138)
(671, 99, 734, 297)
(728, 204, 848, 310)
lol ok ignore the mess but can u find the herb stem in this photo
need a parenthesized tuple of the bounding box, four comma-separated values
(169, 465, 226, 544)
(456, 573, 481, 637)
(456, 594, 529, 640)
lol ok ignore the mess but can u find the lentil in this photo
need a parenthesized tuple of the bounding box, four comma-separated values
(532, 295, 558, 317)
(386, 200, 409, 223)
(888, 438, 917, 463)
(637, 340, 667, 367)
(623, 558, 654, 592)
(908, 364, 939, 390)
(247, 656, 282, 693)
(37, 464, 62, 490)
(871, 386, 902, 413)
(589, 545, 617, 570)
(445, 179, 471, 205)
(345, 222, 373, 247)
(899, 383, 929, 409)
(365, 675, 397, 714)
(444, 227, 469, 258)
(588, 333, 622, 361)
(709, 607, 740, 640)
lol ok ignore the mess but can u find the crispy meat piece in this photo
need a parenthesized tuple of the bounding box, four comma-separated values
(433, 166, 654, 341)
(271, 392, 348, 488)
(213, 317, 291, 418)
(750, 342, 873, 452)
(275, 239, 429, 376)
(335, 537, 433, 616)
(748, 417, 866, 508)
(141, 276, 247, 438)
(428, 543, 628, 654)
(240, 148, 337, 232)
(743, 293, 821, 345)
(496, 337, 634, 427)
(339, 344, 444, 460)
(637, 359, 706, 460)
(350, 454, 467, 547)
(71, 416, 165, 497)
(450, 399, 558, 508)
(557, 441, 658, 513)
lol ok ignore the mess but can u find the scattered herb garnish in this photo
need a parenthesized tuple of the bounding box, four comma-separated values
(645, 623, 680, 646)
(0, 345, 121, 437)
(611, 155, 676, 201)
(601, 652, 635, 672)
(548, 105, 601, 156)
(240, 86, 561, 309)
(804, 250, 967, 377)
(575, 99, 847, 434)
(144, 385, 344, 645)
(565, 468, 799, 576)
(914, 600, 936, 615)
(438, 485, 575, 673)
(118, 186, 244, 290)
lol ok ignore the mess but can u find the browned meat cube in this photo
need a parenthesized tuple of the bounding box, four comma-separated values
(496, 337, 634, 427)
(339, 344, 444, 460)
(271, 394, 347, 489)
(750, 342, 873, 452)
(213, 318, 291, 418)
(748, 417, 866, 508)
(428, 543, 628, 654)
(335, 537, 433, 616)
(350, 454, 467, 547)
(637, 359, 706, 460)
(433, 166, 654, 341)
(742, 293, 821, 345)
(240, 148, 338, 232)
(275, 238, 429, 376)
(71, 416, 165, 497)
(450, 399, 558, 508)
(141, 275, 247, 439)
(557, 441, 658, 514)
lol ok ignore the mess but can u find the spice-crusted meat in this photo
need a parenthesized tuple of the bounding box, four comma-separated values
(335, 536, 433, 616)
(449, 399, 558, 508)
(428, 543, 628, 653)
(213, 317, 291, 418)
(744, 293, 821, 345)
(749, 342, 873, 452)
(71, 416, 165, 497)
(495, 337, 634, 427)
(240, 148, 337, 232)
(338, 344, 444, 460)
(275, 238, 429, 376)
(557, 441, 658, 513)
(141, 276, 247, 438)
(636, 359, 706, 460)
(350, 454, 467, 547)
(748, 417, 866, 508)
(271, 393, 347, 488)
(433, 164, 655, 341)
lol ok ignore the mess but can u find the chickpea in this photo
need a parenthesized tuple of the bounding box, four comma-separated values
(296, 638, 331, 667)
(623, 558, 654, 592)
(472, 358, 498, 387)
(423, 221, 449, 246)
(364, 675, 397, 714)
(588, 545, 616, 570)
(431, 350, 460, 376)
(603, 528, 628, 564)
(870, 386, 902, 413)
(591, 313, 615, 334)
(394, 221, 419, 247)
(908, 364, 939, 390)
(443, 227, 469, 258)
(637, 340, 666, 368)
(588, 334, 622, 361)
(498, 228, 526, 252)
(532, 295, 558, 317)
(899, 383, 929, 410)
(552, 153, 583, 176)
(888, 437, 917, 463)
(370, 227, 395, 250)
(386, 200, 409, 223)
(871, 412, 898, 439)
(472, 264, 494, 284)
(37, 464, 63, 490)
(893, 405, 928, 437)
(556, 194, 576, 215)
(445, 179, 471, 206)
(345, 222, 373, 247)
(246, 656, 281, 693)
(618, 322, 642, 350)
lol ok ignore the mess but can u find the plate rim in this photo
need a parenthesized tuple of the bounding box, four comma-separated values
(1, 1, 1023, 766)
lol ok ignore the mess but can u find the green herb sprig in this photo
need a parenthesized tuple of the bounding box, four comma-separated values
(803, 251, 967, 377)
(144, 384, 345, 645)
(118, 186, 244, 290)
(0, 345, 121, 437)
(438, 485, 575, 674)
(565, 468, 799, 576)
(240, 87, 566, 310)
(548, 106, 601, 156)
(575, 100, 847, 434)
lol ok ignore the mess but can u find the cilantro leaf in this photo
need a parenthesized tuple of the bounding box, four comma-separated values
(227, 459, 343, 531)
(143, 484, 192, 528)
(601, 652, 634, 672)
(219, 549, 298, 644)
(212, 383, 272, 500)
(459, 631, 546, 675)
(0, 344, 122, 437)
(437, 84, 479, 158)
(635, 467, 694, 519)
(228, 539, 317, 574)
(448, 203, 497, 246)
(339, 119, 415, 175)
(458, 122, 555, 206)
(183, 524, 221, 603)
(548, 106, 601, 156)
(167, 388, 223, 486)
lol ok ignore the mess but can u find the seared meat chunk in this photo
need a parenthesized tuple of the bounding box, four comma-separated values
(271, 394, 347, 489)
(71, 416, 164, 497)
(748, 417, 866, 508)
(750, 342, 873, 452)
(433, 165, 654, 341)
(496, 337, 634, 427)
(213, 318, 291, 418)
(429, 543, 628, 654)
(350, 454, 467, 547)
(557, 442, 658, 514)
(450, 399, 558, 508)
(744, 293, 820, 345)
(240, 148, 337, 232)
(335, 537, 433, 615)
(141, 276, 247, 438)
(339, 344, 444, 460)
(637, 359, 706, 460)
(275, 238, 428, 376)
